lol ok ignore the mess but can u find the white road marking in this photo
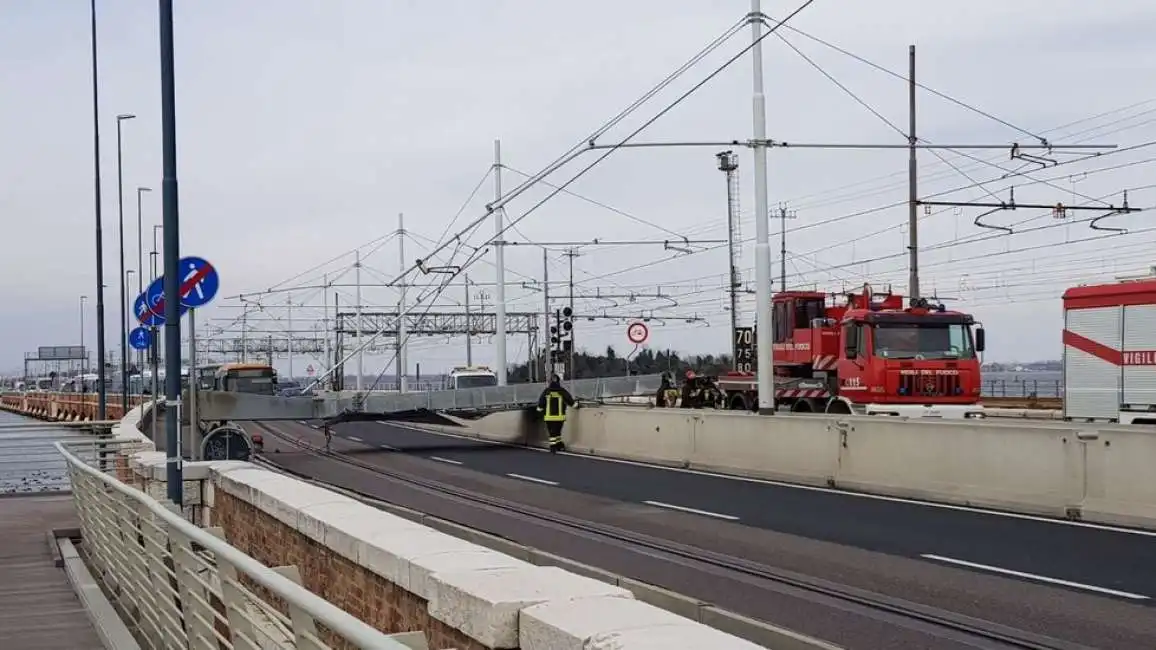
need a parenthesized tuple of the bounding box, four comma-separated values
(347, 436, 362, 443)
(506, 473, 558, 486)
(920, 554, 1150, 600)
(430, 456, 462, 465)
(380, 444, 397, 451)
(643, 500, 739, 521)
(389, 423, 1156, 538)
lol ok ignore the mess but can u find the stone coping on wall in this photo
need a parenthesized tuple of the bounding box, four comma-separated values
(111, 402, 766, 648)
(203, 461, 766, 649)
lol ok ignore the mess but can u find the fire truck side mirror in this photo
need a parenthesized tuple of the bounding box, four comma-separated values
(975, 327, 986, 353)
(844, 339, 857, 360)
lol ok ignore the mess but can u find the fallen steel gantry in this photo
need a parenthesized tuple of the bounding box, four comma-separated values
(196, 373, 665, 424)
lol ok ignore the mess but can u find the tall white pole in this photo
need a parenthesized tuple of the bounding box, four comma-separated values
(287, 292, 294, 381)
(493, 139, 508, 385)
(322, 273, 331, 386)
(355, 249, 363, 391)
(398, 212, 408, 392)
(750, 0, 776, 413)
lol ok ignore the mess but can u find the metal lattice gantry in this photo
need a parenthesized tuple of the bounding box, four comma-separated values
(195, 337, 329, 357)
(335, 310, 539, 336)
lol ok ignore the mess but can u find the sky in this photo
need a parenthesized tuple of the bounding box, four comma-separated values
(3, 0, 1156, 379)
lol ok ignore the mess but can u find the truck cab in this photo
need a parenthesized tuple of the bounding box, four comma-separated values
(835, 295, 985, 418)
(720, 285, 985, 418)
(445, 366, 498, 390)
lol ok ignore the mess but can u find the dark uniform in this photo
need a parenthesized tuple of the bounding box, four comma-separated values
(537, 376, 576, 452)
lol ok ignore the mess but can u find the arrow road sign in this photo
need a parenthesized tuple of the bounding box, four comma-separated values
(128, 326, 153, 351)
(178, 256, 219, 309)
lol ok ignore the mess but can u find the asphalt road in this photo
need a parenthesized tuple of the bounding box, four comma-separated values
(333, 419, 1156, 604)
(258, 419, 1156, 649)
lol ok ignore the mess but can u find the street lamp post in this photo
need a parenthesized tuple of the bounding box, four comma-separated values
(116, 113, 136, 413)
(88, 0, 108, 420)
(136, 186, 152, 372)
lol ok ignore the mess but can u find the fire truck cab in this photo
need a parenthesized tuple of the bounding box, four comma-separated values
(719, 285, 986, 418)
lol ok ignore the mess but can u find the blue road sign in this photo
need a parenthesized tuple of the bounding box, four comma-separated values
(178, 256, 219, 309)
(128, 326, 153, 351)
(133, 255, 220, 325)
(134, 283, 166, 327)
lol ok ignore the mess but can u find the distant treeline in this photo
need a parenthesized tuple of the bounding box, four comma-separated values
(508, 347, 735, 382)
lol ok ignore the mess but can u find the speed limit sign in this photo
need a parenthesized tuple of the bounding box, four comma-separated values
(626, 321, 649, 345)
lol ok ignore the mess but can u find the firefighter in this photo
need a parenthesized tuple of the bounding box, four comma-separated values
(655, 372, 679, 407)
(537, 375, 576, 452)
(322, 424, 333, 452)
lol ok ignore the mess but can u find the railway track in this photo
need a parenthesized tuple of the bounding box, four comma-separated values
(251, 421, 1093, 650)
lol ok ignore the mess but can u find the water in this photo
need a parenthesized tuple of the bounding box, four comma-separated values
(0, 411, 85, 495)
(982, 371, 1062, 398)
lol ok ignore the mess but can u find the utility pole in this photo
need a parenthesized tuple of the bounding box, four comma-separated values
(907, 44, 920, 301)
(716, 150, 742, 365)
(749, 0, 775, 414)
(564, 248, 580, 380)
(355, 249, 363, 391)
(286, 293, 294, 381)
(322, 274, 331, 385)
(493, 139, 508, 385)
(464, 274, 473, 366)
(240, 309, 247, 363)
(776, 204, 797, 292)
(542, 249, 551, 379)
(398, 212, 408, 392)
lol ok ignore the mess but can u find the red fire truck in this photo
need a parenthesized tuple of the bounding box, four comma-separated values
(1062, 275, 1156, 425)
(717, 284, 986, 418)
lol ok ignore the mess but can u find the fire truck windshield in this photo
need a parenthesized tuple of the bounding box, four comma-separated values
(872, 323, 975, 360)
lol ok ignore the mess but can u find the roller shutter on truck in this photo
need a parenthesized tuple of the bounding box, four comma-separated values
(1062, 278, 1156, 422)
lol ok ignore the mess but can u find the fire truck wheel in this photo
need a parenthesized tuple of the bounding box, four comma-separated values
(824, 399, 853, 415)
(727, 394, 751, 411)
(789, 400, 814, 413)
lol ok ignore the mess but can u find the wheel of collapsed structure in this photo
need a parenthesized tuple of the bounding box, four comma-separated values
(727, 393, 751, 411)
(824, 398, 853, 415)
(202, 424, 254, 461)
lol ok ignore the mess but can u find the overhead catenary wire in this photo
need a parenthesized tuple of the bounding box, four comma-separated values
(308, 1, 821, 391)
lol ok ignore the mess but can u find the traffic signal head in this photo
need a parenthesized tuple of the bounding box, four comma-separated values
(562, 306, 573, 318)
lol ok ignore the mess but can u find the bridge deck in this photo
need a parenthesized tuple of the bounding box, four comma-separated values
(0, 494, 104, 649)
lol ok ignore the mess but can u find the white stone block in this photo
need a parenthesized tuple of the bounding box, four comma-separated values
(406, 549, 532, 600)
(252, 476, 349, 531)
(519, 596, 696, 650)
(297, 501, 425, 561)
(587, 624, 767, 649)
(361, 528, 480, 587)
(428, 566, 633, 649)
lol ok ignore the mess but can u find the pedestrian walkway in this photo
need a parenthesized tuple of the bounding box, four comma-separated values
(0, 494, 105, 649)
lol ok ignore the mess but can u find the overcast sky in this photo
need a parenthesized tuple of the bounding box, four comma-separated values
(4, 0, 1156, 379)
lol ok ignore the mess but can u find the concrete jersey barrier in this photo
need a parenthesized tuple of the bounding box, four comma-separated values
(433, 406, 1156, 531)
(100, 403, 782, 648)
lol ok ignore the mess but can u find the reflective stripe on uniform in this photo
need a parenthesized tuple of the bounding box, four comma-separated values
(544, 392, 566, 421)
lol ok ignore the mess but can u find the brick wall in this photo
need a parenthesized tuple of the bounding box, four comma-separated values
(214, 489, 489, 650)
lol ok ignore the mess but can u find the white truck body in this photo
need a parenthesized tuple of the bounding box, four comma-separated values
(1063, 277, 1156, 424)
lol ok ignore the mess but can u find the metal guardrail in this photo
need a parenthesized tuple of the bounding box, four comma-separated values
(57, 439, 418, 649)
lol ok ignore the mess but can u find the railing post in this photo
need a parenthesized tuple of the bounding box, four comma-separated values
(216, 555, 260, 650)
(169, 528, 218, 647)
(271, 565, 321, 646)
